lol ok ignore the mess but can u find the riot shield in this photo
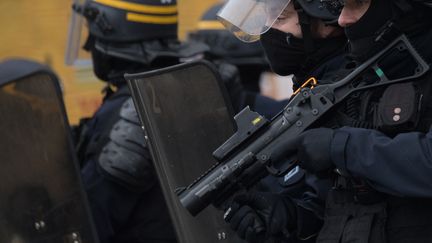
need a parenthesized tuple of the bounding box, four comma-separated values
(126, 61, 245, 243)
(0, 59, 98, 243)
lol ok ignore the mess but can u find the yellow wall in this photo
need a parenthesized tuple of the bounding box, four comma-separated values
(0, 0, 219, 124)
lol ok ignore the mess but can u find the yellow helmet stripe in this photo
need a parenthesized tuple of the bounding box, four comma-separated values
(197, 20, 225, 30)
(93, 0, 177, 15)
(127, 12, 178, 24)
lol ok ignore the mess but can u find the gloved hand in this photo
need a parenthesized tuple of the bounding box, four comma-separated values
(224, 192, 297, 243)
(275, 128, 335, 174)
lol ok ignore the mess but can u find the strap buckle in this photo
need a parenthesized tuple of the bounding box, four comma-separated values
(292, 77, 318, 96)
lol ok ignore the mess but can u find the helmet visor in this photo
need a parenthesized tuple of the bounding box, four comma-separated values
(217, 0, 291, 42)
(65, 0, 92, 66)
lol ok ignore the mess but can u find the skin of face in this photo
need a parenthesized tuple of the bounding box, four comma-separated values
(271, 2, 343, 38)
(271, 3, 303, 37)
(338, 0, 371, 27)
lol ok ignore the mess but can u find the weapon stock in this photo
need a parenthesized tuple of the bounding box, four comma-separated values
(178, 35, 430, 216)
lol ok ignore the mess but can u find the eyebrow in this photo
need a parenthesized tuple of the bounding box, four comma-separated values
(280, 8, 295, 17)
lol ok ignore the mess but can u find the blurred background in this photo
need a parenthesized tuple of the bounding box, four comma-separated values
(0, 0, 291, 124)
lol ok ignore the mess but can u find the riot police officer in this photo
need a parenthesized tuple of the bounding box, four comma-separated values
(188, 9, 338, 242)
(220, 0, 432, 242)
(215, 0, 348, 242)
(66, 0, 208, 242)
(289, 1, 432, 242)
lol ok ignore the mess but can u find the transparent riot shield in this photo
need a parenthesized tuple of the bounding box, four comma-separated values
(0, 59, 98, 243)
(126, 61, 245, 243)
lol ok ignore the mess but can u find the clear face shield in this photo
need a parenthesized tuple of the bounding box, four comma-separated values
(65, 0, 92, 66)
(217, 0, 291, 43)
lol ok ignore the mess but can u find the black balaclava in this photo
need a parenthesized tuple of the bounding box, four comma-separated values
(90, 46, 145, 84)
(260, 28, 347, 80)
(89, 38, 182, 86)
(344, 0, 395, 62)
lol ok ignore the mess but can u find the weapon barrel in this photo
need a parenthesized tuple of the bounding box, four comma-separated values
(179, 152, 255, 216)
(179, 113, 298, 215)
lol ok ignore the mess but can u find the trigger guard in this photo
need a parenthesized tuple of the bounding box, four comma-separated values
(266, 159, 297, 177)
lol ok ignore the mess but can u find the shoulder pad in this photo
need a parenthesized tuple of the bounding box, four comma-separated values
(119, 97, 141, 124)
(98, 98, 154, 191)
(109, 119, 147, 155)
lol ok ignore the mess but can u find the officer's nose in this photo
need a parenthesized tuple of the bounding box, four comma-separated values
(337, 0, 371, 28)
(338, 7, 358, 27)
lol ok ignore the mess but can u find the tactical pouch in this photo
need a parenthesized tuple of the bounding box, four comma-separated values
(317, 189, 387, 243)
(375, 82, 420, 134)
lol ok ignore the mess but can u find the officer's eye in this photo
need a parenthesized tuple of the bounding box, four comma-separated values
(276, 16, 287, 21)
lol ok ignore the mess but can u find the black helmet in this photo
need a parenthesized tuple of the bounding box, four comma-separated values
(290, 0, 343, 54)
(75, 0, 178, 43)
(295, 0, 341, 24)
(66, 0, 208, 81)
(189, 3, 268, 67)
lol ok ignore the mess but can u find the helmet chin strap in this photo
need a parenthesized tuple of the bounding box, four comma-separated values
(83, 34, 95, 51)
(292, 0, 320, 75)
(293, 0, 314, 55)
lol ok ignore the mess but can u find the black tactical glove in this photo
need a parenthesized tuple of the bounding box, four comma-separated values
(224, 192, 297, 243)
(276, 128, 335, 174)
